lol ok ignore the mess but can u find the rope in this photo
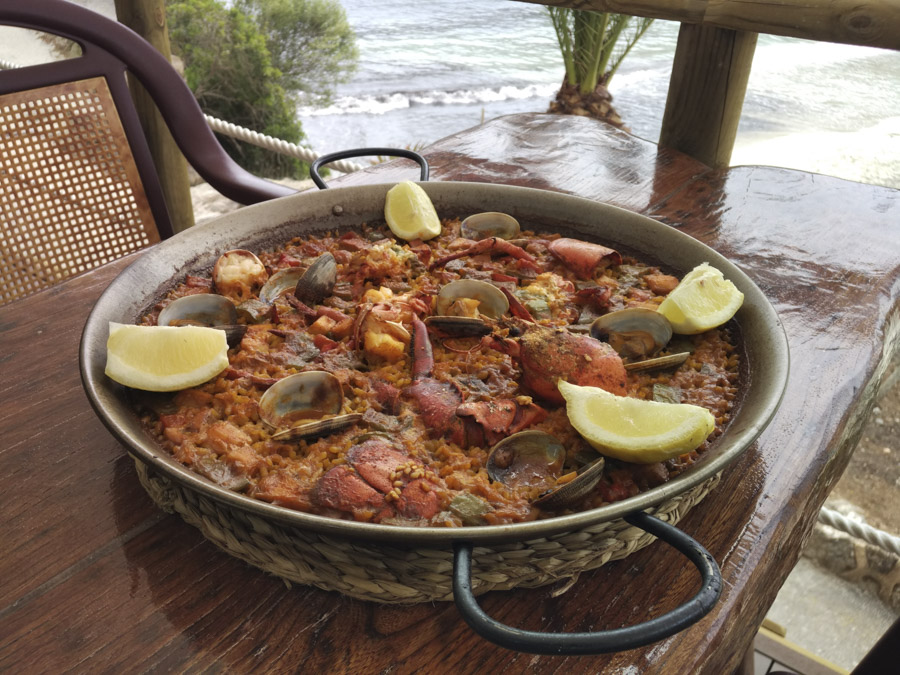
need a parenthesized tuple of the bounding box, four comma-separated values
(818, 506, 900, 556)
(0, 56, 363, 174)
(204, 115, 364, 174)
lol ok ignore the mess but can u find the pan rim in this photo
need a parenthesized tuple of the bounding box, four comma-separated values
(79, 181, 789, 546)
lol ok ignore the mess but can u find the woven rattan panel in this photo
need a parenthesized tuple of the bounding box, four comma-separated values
(0, 77, 159, 305)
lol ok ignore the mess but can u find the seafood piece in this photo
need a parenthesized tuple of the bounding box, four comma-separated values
(158, 294, 238, 327)
(426, 279, 510, 336)
(590, 307, 673, 360)
(270, 414, 363, 442)
(624, 351, 691, 372)
(486, 430, 565, 488)
(313, 437, 441, 521)
(157, 294, 246, 347)
(512, 273, 577, 322)
(294, 253, 337, 306)
(435, 279, 509, 319)
(258, 370, 361, 440)
(213, 249, 268, 301)
(486, 430, 606, 510)
(548, 238, 622, 280)
(534, 457, 606, 509)
(486, 319, 627, 405)
(353, 287, 421, 361)
(259, 267, 306, 304)
(404, 318, 547, 447)
(236, 298, 274, 323)
(460, 212, 521, 240)
(428, 237, 541, 273)
(424, 315, 494, 338)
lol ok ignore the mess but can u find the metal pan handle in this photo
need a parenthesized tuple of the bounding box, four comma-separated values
(309, 148, 429, 189)
(452, 511, 722, 655)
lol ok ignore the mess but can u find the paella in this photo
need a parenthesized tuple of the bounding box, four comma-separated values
(117, 193, 742, 528)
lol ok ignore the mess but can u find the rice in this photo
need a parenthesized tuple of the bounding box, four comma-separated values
(136, 218, 740, 527)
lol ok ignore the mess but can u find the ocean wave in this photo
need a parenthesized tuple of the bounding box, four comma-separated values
(298, 82, 559, 117)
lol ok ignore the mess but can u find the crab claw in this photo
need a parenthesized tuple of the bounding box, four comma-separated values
(405, 318, 466, 437)
(518, 324, 626, 403)
(548, 238, 621, 280)
(429, 237, 541, 272)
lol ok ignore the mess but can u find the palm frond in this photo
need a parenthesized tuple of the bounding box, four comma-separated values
(547, 8, 654, 91)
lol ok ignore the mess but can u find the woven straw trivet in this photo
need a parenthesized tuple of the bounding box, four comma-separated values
(134, 458, 720, 604)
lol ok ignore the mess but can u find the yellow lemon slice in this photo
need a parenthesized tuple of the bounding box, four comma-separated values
(105, 322, 229, 392)
(558, 380, 715, 463)
(657, 262, 744, 334)
(384, 181, 442, 241)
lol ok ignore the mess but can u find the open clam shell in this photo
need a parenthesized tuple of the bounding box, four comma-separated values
(486, 430, 565, 489)
(258, 370, 344, 429)
(270, 413, 364, 442)
(423, 315, 493, 337)
(436, 279, 509, 319)
(460, 212, 520, 240)
(259, 267, 306, 304)
(534, 457, 606, 510)
(158, 294, 238, 327)
(624, 351, 691, 372)
(157, 294, 246, 346)
(590, 307, 673, 360)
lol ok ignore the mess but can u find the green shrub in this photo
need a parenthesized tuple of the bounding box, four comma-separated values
(167, 0, 356, 178)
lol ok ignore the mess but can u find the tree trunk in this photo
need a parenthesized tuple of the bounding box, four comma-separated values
(548, 77, 627, 130)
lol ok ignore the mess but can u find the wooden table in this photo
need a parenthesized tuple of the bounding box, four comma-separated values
(2, 113, 898, 673)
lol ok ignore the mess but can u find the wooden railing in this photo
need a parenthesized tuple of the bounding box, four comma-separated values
(519, 0, 900, 167)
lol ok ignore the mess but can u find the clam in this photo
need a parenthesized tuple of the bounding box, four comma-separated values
(258, 370, 361, 441)
(460, 212, 520, 240)
(436, 279, 509, 319)
(213, 249, 268, 298)
(486, 430, 607, 510)
(624, 351, 691, 372)
(590, 307, 673, 360)
(294, 253, 337, 306)
(427, 279, 509, 337)
(157, 294, 246, 347)
(158, 294, 238, 328)
(533, 457, 605, 510)
(486, 430, 565, 489)
(423, 315, 493, 337)
(270, 413, 364, 442)
(259, 267, 306, 304)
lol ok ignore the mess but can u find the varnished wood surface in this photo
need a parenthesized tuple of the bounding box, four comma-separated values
(2, 113, 899, 673)
(517, 1, 900, 50)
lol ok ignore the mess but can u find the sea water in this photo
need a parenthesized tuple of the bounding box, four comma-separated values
(300, 0, 900, 189)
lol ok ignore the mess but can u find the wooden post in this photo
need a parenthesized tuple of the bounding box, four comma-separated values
(659, 23, 758, 168)
(113, 0, 195, 232)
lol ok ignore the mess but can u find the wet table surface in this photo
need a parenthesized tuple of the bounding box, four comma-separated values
(2, 113, 899, 673)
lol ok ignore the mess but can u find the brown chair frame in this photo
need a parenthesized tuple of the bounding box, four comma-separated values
(0, 0, 296, 242)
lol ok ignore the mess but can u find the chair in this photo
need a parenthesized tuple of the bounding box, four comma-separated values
(0, 0, 296, 305)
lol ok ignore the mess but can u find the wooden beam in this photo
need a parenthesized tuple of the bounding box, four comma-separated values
(659, 23, 757, 167)
(113, 0, 195, 233)
(516, 0, 900, 51)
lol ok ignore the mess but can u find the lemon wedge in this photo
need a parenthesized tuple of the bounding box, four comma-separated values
(657, 262, 744, 334)
(558, 380, 715, 463)
(384, 181, 441, 241)
(105, 322, 229, 392)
